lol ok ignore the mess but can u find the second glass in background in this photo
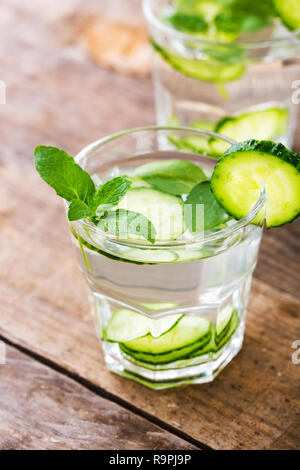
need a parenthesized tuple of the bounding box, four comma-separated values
(143, 0, 300, 155)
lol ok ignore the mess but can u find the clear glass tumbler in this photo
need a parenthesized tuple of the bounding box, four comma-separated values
(143, 0, 300, 153)
(69, 126, 265, 389)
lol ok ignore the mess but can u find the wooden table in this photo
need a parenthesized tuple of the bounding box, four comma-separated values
(0, 0, 299, 450)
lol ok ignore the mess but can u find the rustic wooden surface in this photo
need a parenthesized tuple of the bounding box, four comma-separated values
(0, 345, 196, 450)
(0, 0, 299, 450)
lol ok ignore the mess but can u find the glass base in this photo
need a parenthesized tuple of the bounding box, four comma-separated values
(103, 324, 244, 390)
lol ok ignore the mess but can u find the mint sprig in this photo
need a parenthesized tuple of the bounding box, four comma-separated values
(34, 146, 95, 202)
(34, 146, 156, 243)
(90, 176, 132, 214)
(34, 145, 131, 220)
(68, 199, 95, 221)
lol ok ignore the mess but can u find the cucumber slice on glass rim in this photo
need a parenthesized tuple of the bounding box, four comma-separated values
(211, 140, 300, 228)
(273, 0, 300, 30)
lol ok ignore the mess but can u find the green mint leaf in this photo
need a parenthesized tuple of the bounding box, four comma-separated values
(184, 181, 230, 233)
(142, 175, 195, 195)
(90, 176, 132, 214)
(166, 13, 207, 33)
(134, 159, 207, 195)
(214, 11, 241, 34)
(68, 200, 94, 221)
(239, 14, 270, 33)
(98, 209, 156, 244)
(215, 10, 269, 35)
(204, 44, 245, 65)
(34, 146, 95, 203)
(174, 0, 273, 37)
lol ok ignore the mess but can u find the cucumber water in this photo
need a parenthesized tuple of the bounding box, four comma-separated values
(69, 149, 264, 385)
(145, 0, 298, 152)
(34, 133, 300, 388)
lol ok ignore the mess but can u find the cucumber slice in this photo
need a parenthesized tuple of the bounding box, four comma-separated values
(122, 315, 212, 354)
(174, 248, 206, 262)
(175, 137, 211, 155)
(168, 133, 211, 156)
(214, 310, 239, 351)
(211, 107, 289, 155)
(117, 187, 184, 241)
(128, 177, 151, 189)
(168, 120, 218, 157)
(120, 248, 178, 264)
(139, 302, 178, 311)
(215, 305, 234, 343)
(105, 309, 183, 342)
(120, 336, 210, 364)
(152, 41, 245, 83)
(179, 120, 215, 155)
(190, 309, 240, 356)
(189, 330, 215, 357)
(274, 0, 300, 30)
(191, 119, 215, 131)
(211, 140, 300, 228)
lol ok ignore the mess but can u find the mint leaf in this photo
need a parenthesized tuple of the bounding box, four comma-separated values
(184, 181, 230, 233)
(34, 146, 95, 202)
(134, 159, 206, 195)
(98, 209, 156, 244)
(173, 0, 273, 38)
(90, 176, 132, 214)
(142, 176, 195, 195)
(215, 10, 269, 34)
(166, 13, 207, 33)
(239, 14, 269, 33)
(34, 146, 132, 223)
(204, 44, 245, 65)
(68, 200, 94, 221)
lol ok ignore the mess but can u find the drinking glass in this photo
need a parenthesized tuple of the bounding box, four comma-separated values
(143, 0, 300, 152)
(69, 126, 265, 389)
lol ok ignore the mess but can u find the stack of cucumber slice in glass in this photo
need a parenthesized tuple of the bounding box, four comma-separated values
(104, 306, 239, 365)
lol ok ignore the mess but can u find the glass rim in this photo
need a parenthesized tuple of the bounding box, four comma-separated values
(142, 0, 300, 50)
(74, 125, 266, 248)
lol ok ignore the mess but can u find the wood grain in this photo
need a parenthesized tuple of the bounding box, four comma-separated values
(0, 0, 299, 451)
(0, 344, 196, 450)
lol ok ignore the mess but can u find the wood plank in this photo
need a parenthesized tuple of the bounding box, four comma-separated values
(0, 0, 299, 451)
(255, 221, 300, 300)
(0, 164, 299, 450)
(0, 0, 154, 171)
(0, 344, 196, 450)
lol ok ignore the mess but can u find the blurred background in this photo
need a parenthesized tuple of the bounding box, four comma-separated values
(1, 0, 300, 171)
(0, 0, 157, 170)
